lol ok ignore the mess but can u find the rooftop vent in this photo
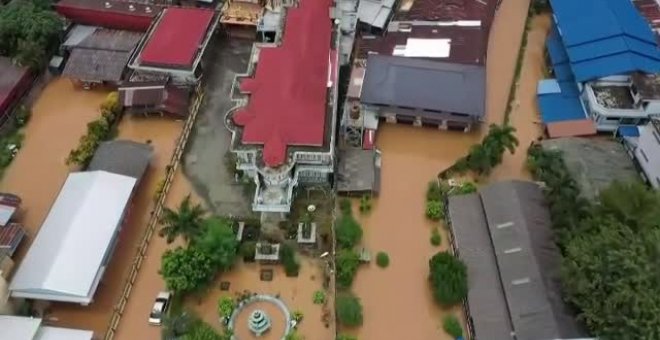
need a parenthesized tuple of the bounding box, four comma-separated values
(145, 6, 152, 13)
(128, 4, 136, 11)
(104, 1, 111, 8)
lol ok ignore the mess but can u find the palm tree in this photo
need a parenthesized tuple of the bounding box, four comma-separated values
(159, 194, 206, 244)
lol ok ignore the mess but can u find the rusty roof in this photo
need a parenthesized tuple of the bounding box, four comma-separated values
(357, 25, 487, 64)
(394, 0, 497, 27)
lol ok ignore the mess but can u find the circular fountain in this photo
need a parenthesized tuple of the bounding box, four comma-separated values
(247, 309, 272, 336)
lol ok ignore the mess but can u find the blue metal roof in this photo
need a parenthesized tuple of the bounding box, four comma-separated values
(550, 0, 660, 82)
(537, 79, 561, 94)
(537, 79, 587, 124)
(617, 125, 641, 137)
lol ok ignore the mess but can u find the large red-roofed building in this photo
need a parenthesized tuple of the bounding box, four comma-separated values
(55, 0, 158, 31)
(128, 7, 219, 83)
(228, 0, 338, 213)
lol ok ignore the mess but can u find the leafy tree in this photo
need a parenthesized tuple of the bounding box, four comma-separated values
(217, 296, 235, 320)
(160, 247, 214, 294)
(336, 215, 363, 249)
(339, 198, 352, 216)
(425, 200, 443, 221)
(336, 293, 363, 327)
(0, 0, 62, 70)
(429, 252, 468, 307)
(445, 124, 518, 176)
(336, 249, 360, 289)
(159, 194, 207, 244)
(426, 181, 445, 201)
(443, 315, 463, 338)
(281, 243, 300, 277)
(375, 251, 389, 268)
(596, 181, 660, 231)
(182, 320, 222, 340)
(162, 311, 197, 339)
(196, 217, 238, 271)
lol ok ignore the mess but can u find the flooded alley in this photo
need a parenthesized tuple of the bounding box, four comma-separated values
(490, 14, 551, 181)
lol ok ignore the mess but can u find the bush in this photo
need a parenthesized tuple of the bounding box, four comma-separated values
(281, 243, 300, 277)
(313, 290, 326, 304)
(217, 296, 235, 320)
(336, 215, 363, 249)
(336, 335, 357, 340)
(336, 249, 360, 289)
(336, 293, 363, 327)
(240, 241, 257, 262)
(429, 252, 468, 307)
(375, 252, 389, 268)
(13, 105, 31, 127)
(430, 228, 442, 246)
(339, 197, 352, 216)
(292, 310, 304, 322)
(443, 315, 463, 338)
(425, 200, 443, 221)
(160, 247, 215, 294)
(426, 181, 444, 201)
(450, 181, 477, 195)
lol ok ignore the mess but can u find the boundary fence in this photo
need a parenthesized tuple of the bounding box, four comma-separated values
(103, 84, 204, 340)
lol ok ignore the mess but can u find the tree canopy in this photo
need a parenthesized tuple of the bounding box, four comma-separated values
(428, 252, 468, 307)
(160, 247, 215, 294)
(0, 0, 62, 69)
(159, 194, 207, 244)
(336, 249, 360, 289)
(336, 293, 363, 327)
(335, 214, 363, 250)
(196, 217, 238, 271)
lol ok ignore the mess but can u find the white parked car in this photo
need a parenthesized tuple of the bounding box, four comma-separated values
(148, 291, 172, 325)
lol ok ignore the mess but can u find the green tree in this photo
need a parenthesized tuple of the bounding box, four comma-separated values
(160, 247, 215, 294)
(159, 194, 207, 244)
(443, 315, 463, 338)
(336, 215, 363, 249)
(429, 252, 468, 307)
(336, 249, 360, 289)
(162, 311, 196, 339)
(281, 243, 300, 277)
(336, 293, 363, 327)
(196, 217, 238, 271)
(375, 251, 389, 268)
(425, 200, 443, 221)
(596, 181, 660, 231)
(182, 320, 222, 340)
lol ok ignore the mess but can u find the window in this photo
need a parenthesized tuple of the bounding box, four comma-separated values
(640, 148, 650, 163)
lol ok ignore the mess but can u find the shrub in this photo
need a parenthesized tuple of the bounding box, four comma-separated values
(292, 310, 304, 322)
(336, 215, 363, 249)
(217, 296, 235, 320)
(425, 200, 443, 221)
(429, 252, 468, 307)
(313, 290, 326, 304)
(14, 105, 31, 127)
(160, 247, 215, 294)
(359, 195, 372, 214)
(336, 335, 357, 340)
(336, 293, 363, 327)
(450, 181, 477, 195)
(443, 315, 463, 338)
(426, 181, 444, 201)
(339, 197, 352, 215)
(240, 241, 257, 262)
(281, 243, 300, 277)
(336, 249, 360, 289)
(285, 331, 304, 340)
(430, 228, 442, 246)
(375, 252, 389, 268)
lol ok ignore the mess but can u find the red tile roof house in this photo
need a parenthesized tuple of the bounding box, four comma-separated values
(226, 0, 339, 213)
(127, 7, 220, 85)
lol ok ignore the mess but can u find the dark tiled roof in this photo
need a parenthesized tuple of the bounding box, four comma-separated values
(88, 140, 153, 180)
(76, 29, 143, 52)
(394, 0, 496, 25)
(63, 49, 132, 82)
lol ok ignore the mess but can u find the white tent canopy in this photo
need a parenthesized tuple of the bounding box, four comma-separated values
(10, 171, 136, 304)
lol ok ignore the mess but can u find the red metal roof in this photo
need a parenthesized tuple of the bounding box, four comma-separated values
(55, 0, 157, 31)
(0, 57, 31, 119)
(634, 0, 660, 43)
(233, 0, 333, 167)
(139, 8, 214, 68)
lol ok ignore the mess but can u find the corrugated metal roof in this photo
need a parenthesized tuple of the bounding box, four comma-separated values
(62, 48, 131, 82)
(87, 140, 153, 180)
(361, 54, 485, 117)
(10, 171, 137, 304)
(550, 0, 660, 81)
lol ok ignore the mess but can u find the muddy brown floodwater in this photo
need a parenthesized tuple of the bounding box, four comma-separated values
(347, 125, 479, 340)
(347, 1, 533, 338)
(490, 14, 550, 181)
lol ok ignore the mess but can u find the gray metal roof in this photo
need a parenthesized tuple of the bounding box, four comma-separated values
(361, 54, 485, 117)
(447, 193, 513, 340)
(88, 140, 153, 180)
(357, 0, 395, 29)
(448, 180, 589, 340)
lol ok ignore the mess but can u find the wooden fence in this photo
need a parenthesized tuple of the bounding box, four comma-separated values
(103, 85, 205, 340)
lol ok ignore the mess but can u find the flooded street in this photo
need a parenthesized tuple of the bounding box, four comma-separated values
(193, 259, 334, 340)
(348, 126, 478, 340)
(0, 78, 107, 260)
(349, 1, 533, 338)
(47, 116, 186, 334)
(490, 14, 550, 181)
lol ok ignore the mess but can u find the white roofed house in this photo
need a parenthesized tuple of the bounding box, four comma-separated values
(0, 315, 93, 340)
(9, 171, 137, 305)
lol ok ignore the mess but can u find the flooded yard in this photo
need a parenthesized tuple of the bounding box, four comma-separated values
(192, 259, 334, 340)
